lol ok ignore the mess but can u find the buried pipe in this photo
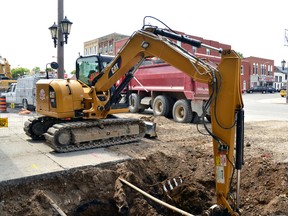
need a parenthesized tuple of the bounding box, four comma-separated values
(37, 191, 67, 216)
(119, 177, 195, 216)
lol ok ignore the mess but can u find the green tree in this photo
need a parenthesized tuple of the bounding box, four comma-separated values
(32, 67, 41, 74)
(11, 67, 30, 78)
(70, 69, 76, 75)
(236, 52, 244, 58)
(46, 67, 53, 72)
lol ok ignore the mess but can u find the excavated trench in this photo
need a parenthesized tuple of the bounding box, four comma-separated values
(0, 152, 216, 216)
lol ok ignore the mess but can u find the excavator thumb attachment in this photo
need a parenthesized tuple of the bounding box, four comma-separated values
(143, 121, 157, 138)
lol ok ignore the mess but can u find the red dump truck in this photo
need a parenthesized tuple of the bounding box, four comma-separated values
(128, 58, 216, 123)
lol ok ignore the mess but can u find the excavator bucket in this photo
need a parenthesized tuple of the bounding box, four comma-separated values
(143, 121, 157, 138)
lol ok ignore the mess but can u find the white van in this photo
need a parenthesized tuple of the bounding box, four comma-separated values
(1, 75, 45, 110)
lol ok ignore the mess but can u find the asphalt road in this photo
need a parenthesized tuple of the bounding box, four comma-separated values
(243, 92, 288, 122)
(139, 92, 288, 122)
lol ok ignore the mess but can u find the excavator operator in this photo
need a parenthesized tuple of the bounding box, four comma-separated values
(88, 69, 99, 86)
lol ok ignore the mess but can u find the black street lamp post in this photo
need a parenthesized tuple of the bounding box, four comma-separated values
(48, 0, 73, 79)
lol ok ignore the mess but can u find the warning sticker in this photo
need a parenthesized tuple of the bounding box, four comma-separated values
(220, 154, 227, 166)
(216, 166, 225, 184)
(216, 155, 227, 167)
(39, 89, 46, 100)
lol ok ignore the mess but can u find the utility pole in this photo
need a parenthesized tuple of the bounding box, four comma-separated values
(57, 0, 64, 78)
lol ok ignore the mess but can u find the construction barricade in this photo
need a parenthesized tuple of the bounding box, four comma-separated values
(0, 96, 7, 113)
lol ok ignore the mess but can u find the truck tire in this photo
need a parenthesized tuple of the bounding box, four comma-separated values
(129, 93, 143, 113)
(172, 99, 193, 123)
(23, 99, 35, 111)
(191, 112, 201, 124)
(153, 95, 171, 117)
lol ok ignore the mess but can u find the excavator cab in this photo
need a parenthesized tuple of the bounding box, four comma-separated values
(76, 54, 114, 86)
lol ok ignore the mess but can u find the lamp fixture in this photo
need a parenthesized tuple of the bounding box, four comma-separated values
(48, 22, 58, 48)
(49, 16, 73, 48)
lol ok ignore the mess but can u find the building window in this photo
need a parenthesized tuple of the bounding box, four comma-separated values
(253, 63, 256, 74)
(206, 48, 211, 55)
(104, 46, 108, 54)
(256, 63, 258, 74)
(280, 76, 282, 82)
(109, 44, 113, 53)
(192, 46, 197, 53)
(243, 80, 246, 91)
(267, 65, 271, 75)
(275, 76, 278, 82)
(99, 47, 102, 54)
(260, 64, 264, 75)
(241, 65, 244, 75)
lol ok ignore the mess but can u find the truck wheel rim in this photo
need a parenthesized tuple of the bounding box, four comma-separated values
(175, 106, 184, 119)
(155, 103, 163, 114)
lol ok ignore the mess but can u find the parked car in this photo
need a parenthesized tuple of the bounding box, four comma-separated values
(280, 89, 287, 97)
(247, 86, 276, 94)
(267, 86, 277, 93)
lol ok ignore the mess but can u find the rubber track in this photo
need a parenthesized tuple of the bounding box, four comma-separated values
(24, 116, 61, 140)
(44, 118, 146, 153)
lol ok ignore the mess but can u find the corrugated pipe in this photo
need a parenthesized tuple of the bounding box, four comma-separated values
(119, 177, 195, 216)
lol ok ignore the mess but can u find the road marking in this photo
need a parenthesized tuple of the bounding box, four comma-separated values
(258, 98, 286, 104)
(31, 164, 39, 169)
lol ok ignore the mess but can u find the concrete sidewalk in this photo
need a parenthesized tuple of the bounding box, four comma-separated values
(0, 112, 130, 183)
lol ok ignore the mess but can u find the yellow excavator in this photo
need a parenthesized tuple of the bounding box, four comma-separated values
(24, 18, 244, 215)
(0, 56, 17, 92)
(0, 56, 12, 79)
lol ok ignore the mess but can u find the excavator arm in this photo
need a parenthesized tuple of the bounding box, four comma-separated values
(88, 27, 244, 215)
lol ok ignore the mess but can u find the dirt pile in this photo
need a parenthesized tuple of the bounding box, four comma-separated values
(0, 115, 287, 215)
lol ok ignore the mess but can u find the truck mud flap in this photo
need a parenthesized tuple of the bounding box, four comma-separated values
(143, 121, 157, 138)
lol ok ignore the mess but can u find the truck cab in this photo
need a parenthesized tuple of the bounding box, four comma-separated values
(1, 82, 17, 104)
(1, 75, 45, 110)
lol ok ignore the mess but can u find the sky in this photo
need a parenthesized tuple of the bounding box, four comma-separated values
(1, 0, 288, 74)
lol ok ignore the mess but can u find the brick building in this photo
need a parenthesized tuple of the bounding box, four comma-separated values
(83, 33, 128, 56)
(243, 56, 274, 89)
